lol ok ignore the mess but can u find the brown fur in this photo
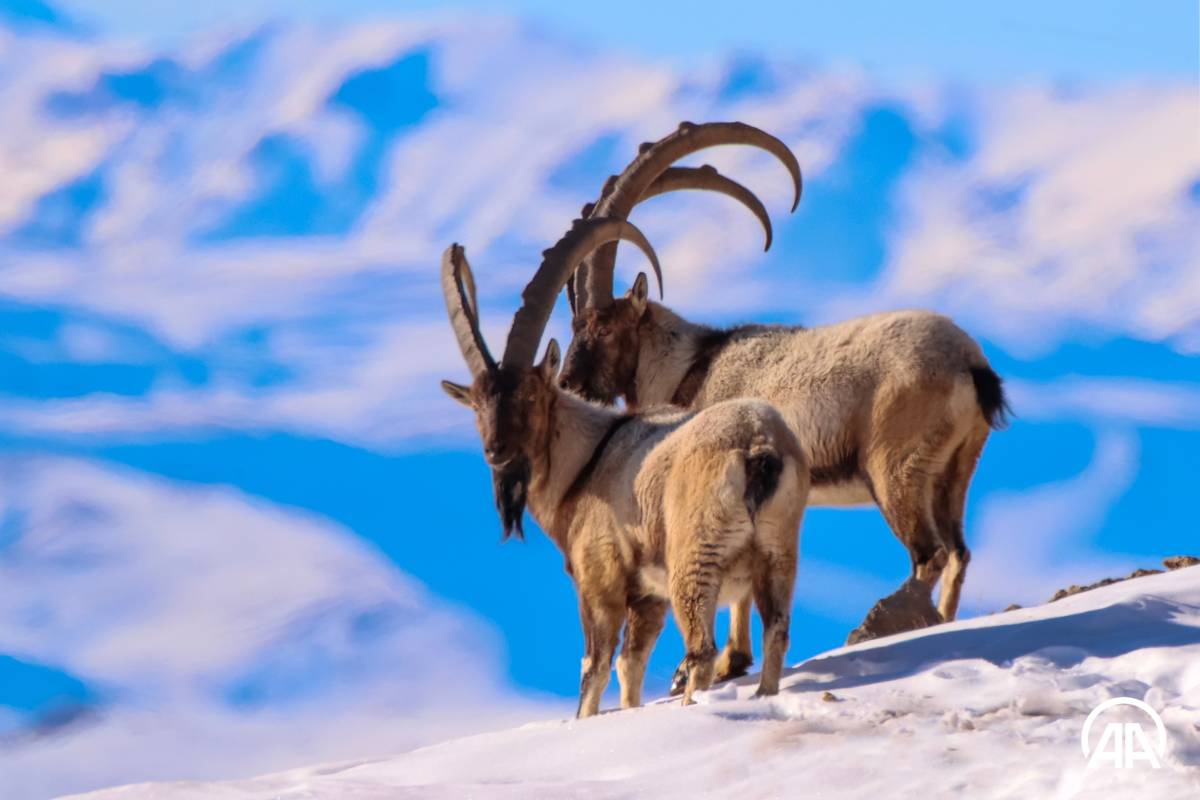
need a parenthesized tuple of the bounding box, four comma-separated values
(444, 341, 810, 716)
(561, 284, 1005, 636)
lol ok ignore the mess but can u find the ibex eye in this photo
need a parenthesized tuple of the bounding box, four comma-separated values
(599, 327, 612, 337)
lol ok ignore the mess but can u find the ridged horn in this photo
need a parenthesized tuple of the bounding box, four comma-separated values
(441, 244, 496, 376)
(575, 121, 801, 309)
(642, 165, 774, 252)
(502, 218, 659, 369)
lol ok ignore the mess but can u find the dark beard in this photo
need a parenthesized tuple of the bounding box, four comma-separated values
(491, 456, 531, 541)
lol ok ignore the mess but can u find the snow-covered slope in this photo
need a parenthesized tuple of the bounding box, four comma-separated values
(71, 567, 1200, 799)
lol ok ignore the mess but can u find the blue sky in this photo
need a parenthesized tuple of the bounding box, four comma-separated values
(0, 2, 1198, 796)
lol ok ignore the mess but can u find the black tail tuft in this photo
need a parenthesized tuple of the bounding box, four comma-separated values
(744, 450, 783, 515)
(970, 366, 1012, 430)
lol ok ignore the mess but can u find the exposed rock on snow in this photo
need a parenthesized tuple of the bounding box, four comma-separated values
(844, 576, 943, 645)
(1003, 555, 1200, 611)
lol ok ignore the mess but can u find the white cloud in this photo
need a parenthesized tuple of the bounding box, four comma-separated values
(0, 456, 559, 799)
(963, 429, 1141, 611)
(0, 16, 1195, 453)
(1007, 377, 1200, 430)
(831, 84, 1200, 355)
(0, 17, 868, 445)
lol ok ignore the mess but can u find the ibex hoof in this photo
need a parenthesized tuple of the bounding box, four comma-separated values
(714, 649, 753, 683)
(669, 660, 689, 697)
(671, 649, 753, 696)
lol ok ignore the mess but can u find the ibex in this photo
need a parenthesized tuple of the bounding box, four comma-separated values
(439, 217, 810, 716)
(558, 122, 1010, 689)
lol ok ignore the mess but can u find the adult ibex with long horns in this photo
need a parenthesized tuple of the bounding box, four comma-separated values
(440, 217, 810, 716)
(558, 122, 1009, 691)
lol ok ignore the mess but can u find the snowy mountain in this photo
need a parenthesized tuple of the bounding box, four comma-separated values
(0, 10, 1196, 447)
(0, 457, 558, 800)
(67, 566, 1200, 799)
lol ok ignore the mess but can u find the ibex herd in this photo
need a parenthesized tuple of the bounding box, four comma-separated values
(442, 121, 1009, 718)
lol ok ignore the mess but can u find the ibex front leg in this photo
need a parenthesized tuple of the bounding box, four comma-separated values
(714, 592, 754, 683)
(616, 596, 668, 709)
(577, 598, 622, 719)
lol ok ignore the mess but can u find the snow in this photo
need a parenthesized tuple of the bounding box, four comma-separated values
(68, 566, 1200, 799)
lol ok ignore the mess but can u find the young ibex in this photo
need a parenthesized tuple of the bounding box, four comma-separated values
(559, 122, 1010, 689)
(440, 217, 810, 716)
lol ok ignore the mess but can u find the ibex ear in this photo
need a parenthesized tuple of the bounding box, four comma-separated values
(441, 379, 473, 407)
(627, 272, 649, 316)
(539, 339, 561, 380)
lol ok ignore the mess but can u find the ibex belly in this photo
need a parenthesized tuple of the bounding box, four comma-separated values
(809, 479, 874, 507)
(637, 560, 753, 604)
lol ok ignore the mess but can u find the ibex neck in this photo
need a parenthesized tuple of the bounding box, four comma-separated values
(526, 389, 625, 548)
(633, 302, 716, 409)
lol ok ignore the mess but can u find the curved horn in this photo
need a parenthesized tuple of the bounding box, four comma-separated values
(502, 218, 659, 369)
(441, 244, 496, 376)
(642, 165, 774, 252)
(576, 121, 802, 309)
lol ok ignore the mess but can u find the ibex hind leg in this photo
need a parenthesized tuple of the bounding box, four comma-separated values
(751, 553, 795, 697)
(749, 496, 801, 698)
(670, 570, 721, 707)
(616, 596, 668, 709)
(850, 427, 955, 642)
(932, 425, 987, 621)
(866, 420, 957, 592)
(668, 593, 752, 697)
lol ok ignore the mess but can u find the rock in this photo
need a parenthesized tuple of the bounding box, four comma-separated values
(846, 578, 942, 645)
(1046, 560, 1196, 603)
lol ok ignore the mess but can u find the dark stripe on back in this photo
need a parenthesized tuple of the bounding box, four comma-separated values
(563, 414, 636, 501)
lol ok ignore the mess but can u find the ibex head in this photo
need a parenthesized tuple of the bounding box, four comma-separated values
(560, 121, 802, 404)
(559, 272, 648, 403)
(440, 220, 660, 539)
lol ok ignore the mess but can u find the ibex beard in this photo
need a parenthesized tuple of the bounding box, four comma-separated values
(491, 456, 531, 540)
